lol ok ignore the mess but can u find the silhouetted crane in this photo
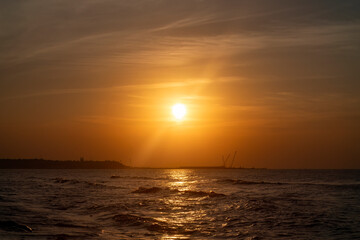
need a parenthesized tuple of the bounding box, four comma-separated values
(222, 151, 237, 168)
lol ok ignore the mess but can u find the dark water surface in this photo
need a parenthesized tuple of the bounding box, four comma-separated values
(0, 169, 359, 239)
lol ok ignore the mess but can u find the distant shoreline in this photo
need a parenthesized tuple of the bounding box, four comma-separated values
(0, 159, 129, 169)
(3, 159, 354, 170)
(0, 159, 267, 169)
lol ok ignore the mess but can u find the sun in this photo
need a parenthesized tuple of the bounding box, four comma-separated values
(172, 103, 187, 120)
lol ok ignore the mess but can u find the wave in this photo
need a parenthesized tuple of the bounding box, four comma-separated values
(221, 179, 360, 190)
(221, 179, 284, 185)
(53, 178, 81, 184)
(52, 178, 118, 189)
(131, 186, 180, 195)
(301, 182, 360, 189)
(110, 175, 122, 179)
(46, 233, 100, 239)
(54, 222, 90, 229)
(182, 190, 226, 198)
(112, 213, 195, 234)
(86, 203, 129, 213)
(132, 187, 225, 197)
(110, 175, 168, 180)
(132, 187, 164, 194)
(0, 220, 32, 233)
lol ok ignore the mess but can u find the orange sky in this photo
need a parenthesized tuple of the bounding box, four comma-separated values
(0, 1, 360, 168)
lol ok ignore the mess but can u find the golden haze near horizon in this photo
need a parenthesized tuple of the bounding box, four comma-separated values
(0, 1, 360, 169)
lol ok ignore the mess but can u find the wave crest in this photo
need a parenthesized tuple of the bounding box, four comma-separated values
(52, 178, 118, 189)
(222, 179, 283, 185)
(112, 214, 195, 234)
(0, 220, 32, 233)
(132, 187, 225, 197)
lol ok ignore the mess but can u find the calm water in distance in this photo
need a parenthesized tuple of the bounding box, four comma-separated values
(0, 169, 359, 239)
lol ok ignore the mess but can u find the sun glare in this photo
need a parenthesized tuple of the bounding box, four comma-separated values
(172, 103, 186, 120)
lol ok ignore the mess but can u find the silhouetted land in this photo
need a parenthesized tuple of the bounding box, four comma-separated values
(0, 159, 128, 169)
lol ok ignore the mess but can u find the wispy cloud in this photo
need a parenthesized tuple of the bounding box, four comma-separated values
(3, 79, 211, 101)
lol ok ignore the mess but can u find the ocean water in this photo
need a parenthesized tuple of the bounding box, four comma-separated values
(0, 169, 359, 240)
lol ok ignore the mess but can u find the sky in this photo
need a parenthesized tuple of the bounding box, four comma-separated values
(1, 0, 360, 168)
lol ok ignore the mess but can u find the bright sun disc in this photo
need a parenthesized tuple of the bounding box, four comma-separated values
(172, 103, 186, 120)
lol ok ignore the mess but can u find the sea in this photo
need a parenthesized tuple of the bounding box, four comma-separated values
(0, 169, 359, 239)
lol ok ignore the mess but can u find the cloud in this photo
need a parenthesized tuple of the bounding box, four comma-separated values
(1, 1, 359, 63)
(2, 79, 211, 101)
(1, 0, 360, 118)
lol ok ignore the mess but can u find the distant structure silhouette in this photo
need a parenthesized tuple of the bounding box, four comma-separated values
(222, 151, 238, 168)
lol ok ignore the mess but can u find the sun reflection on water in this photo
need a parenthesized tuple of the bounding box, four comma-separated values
(161, 234, 191, 240)
(166, 169, 197, 191)
(158, 169, 205, 239)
